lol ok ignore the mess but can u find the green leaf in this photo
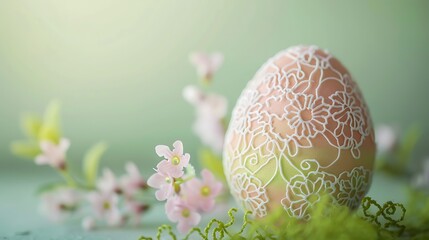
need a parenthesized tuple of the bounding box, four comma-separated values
(10, 141, 40, 159)
(21, 114, 42, 140)
(38, 100, 61, 143)
(199, 148, 226, 182)
(83, 142, 107, 187)
(36, 182, 68, 195)
(184, 164, 196, 179)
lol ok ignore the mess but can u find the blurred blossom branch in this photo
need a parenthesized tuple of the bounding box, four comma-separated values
(375, 124, 421, 176)
(189, 52, 223, 84)
(183, 85, 227, 154)
(10, 52, 230, 234)
(374, 123, 429, 237)
(11, 101, 152, 230)
(376, 125, 399, 156)
(184, 51, 229, 186)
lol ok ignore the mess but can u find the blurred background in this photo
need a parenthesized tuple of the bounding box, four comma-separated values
(0, 0, 428, 237)
(0, 0, 428, 209)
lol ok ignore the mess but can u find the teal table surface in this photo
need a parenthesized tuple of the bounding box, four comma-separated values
(0, 166, 408, 240)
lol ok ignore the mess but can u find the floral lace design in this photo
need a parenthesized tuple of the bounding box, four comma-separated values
(281, 160, 372, 219)
(230, 173, 269, 217)
(336, 167, 372, 209)
(282, 171, 335, 219)
(224, 46, 375, 218)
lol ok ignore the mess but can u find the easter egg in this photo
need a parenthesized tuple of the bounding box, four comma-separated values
(223, 45, 375, 219)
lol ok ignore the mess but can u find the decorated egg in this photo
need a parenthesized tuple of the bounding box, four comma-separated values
(223, 45, 375, 219)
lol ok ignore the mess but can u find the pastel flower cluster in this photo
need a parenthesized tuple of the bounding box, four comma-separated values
(148, 140, 223, 233)
(83, 162, 150, 230)
(40, 187, 80, 222)
(12, 102, 154, 230)
(184, 51, 228, 154)
(183, 85, 227, 154)
(375, 124, 400, 156)
(189, 52, 223, 83)
(39, 162, 150, 230)
(375, 124, 426, 182)
(35, 138, 70, 170)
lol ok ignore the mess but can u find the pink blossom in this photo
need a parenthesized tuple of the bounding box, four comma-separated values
(183, 85, 228, 119)
(121, 162, 147, 197)
(125, 199, 149, 225)
(87, 191, 124, 226)
(375, 125, 399, 155)
(40, 188, 80, 222)
(165, 196, 201, 234)
(155, 140, 190, 173)
(189, 52, 223, 82)
(35, 138, 70, 170)
(147, 160, 182, 201)
(182, 85, 204, 105)
(97, 168, 121, 194)
(82, 216, 96, 231)
(184, 169, 223, 212)
(183, 85, 227, 153)
(193, 115, 225, 154)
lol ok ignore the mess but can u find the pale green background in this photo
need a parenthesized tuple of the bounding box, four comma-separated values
(0, 0, 428, 239)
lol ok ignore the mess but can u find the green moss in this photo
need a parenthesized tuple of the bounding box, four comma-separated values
(139, 194, 429, 240)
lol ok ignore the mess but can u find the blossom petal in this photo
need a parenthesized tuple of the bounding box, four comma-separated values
(35, 155, 50, 165)
(157, 160, 183, 178)
(165, 197, 181, 222)
(106, 208, 122, 226)
(59, 138, 70, 152)
(155, 184, 172, 201)
(40, 141, 54, 152)
(82, 216, 96, 231)
(177, 221, 192, 234)
(180, 153, 190, 168)
(147, 173, 165, 189)
(173, 140, 183, 155)
(188, 211, 201, 226)
(201, 169, 214, 183)
(155, 145, 172, 159)
(200, 199, 215, 212)
(183, 85, 203, 105)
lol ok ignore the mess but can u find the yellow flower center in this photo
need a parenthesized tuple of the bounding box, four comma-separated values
(103, 201, 111, 210)
(172, 156, 180, 165)
(201, 186, 211, 196)
(165, 177, 172, 183)
(181, 208, 190, 218)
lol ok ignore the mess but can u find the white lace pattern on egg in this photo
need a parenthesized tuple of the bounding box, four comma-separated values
(223, 46, 374, 219)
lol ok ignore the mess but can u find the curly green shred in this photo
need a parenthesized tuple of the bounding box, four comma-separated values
(139, 193, 429, 240)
